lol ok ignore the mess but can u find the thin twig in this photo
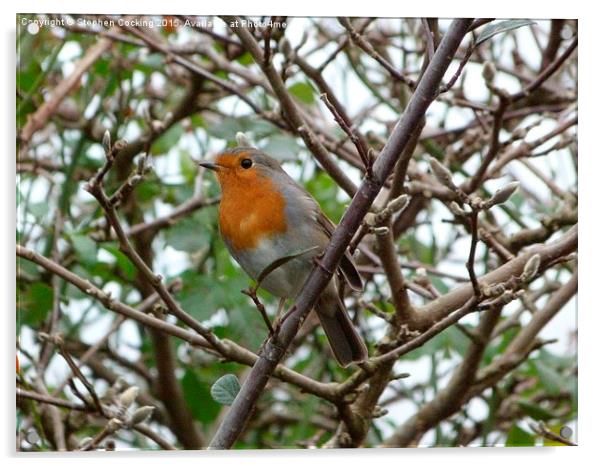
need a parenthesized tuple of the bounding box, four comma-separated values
(17, 388, 89, 411)
(466, 208, 482, 297)
(440, 41, 475, 93)
(338, 17, 416, 89)
(319, 93, 372, 174)
(242, 288, 274, 336)
(529, 421, 577, 446)
(54, 339, 107, 417)
(465, 97, 509, 193)
(510, 38, 577, 103)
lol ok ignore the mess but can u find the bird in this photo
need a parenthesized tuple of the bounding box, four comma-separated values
(200, 146, 368, 367)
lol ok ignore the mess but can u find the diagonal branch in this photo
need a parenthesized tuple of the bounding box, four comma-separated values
(207, 18, 474, 450)
(338, 17, 416, 89)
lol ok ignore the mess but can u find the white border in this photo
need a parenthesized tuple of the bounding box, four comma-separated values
(4, 1, 597, 465)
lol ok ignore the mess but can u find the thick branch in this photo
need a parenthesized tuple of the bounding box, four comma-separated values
(415, 224, 577, 330)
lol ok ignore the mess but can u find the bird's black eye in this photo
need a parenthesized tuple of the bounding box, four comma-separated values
(240, 158, 253, 169)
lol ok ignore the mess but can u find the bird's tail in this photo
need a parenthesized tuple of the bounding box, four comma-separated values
(315, 290, 368, 367)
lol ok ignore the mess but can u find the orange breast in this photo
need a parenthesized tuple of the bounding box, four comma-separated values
(218, 171, 287, 251)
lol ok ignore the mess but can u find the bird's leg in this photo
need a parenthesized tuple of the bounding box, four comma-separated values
(241, 287, 274, 337)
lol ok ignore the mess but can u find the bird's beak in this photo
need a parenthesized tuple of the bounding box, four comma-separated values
(199, 161, 220, 171)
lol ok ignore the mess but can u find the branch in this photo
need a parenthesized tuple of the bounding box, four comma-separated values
(372, 208, 416, 324)
(510, 38, 577, 103)
(540, 20, 565, 71)
(133, 424, 177, 450)
(465, 97, 509, 193)
(466, 208, 482, 296)
(439, 40, 475, 93)
(335, 296, 480, 399)
(16, 245, 341, 402)
(529, 421, 577, 447)
(471, 270, 577, 393)
(84, 147, 223, 353)
(486, 115, 577, 181)
(17, 388, 89, 412)
(338, 17, 416, 89)
(223, 15, 359, 198)
(383, 302, 503, 446)
(319, 93, 373, 174)
(207, 18, 473, 450)
(54, 336, 107, 417)
(415, 224, 577, 330)
(51, 282, 181, 396)
(120, 23, 281, 127)
(18, 27, 116, 153)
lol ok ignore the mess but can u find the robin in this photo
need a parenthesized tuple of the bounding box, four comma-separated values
(200, 146, 368, 367)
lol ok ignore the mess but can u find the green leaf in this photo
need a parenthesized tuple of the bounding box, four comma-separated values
(101, 244, 136, 281)
(403, 325, 470, 361)
(94, 58, 110, 77)
(179, 150, 197, 183)
(235, 52, 254, 66)
(207, 117, 247, 140)
(135, 179, 162, 204)
(476, 20, 537, 46)
(210, 374, 241, 405)
(70, 234, 98, 265)
(429, 276, 450, 294)
(207, 116, 276, 141)
(532, 360, 564, 396)
(506, 423, 535, 446)
(517, 400, 555, 421)
(510, 190, 526, 212)
(28, 202, 50, 219)
(538, 347, 575, 371)
(287, 82, 316, 105)
(17, 60, 42, 94)
(18, 283, 54, 327)
(483, 327, 520, 366)
(134, 53, 164, 73)
(175, 273, 219, 321)
(174, 267, 254, 323)
(225, 289, 269, 349)
(151, 124, 184, 155)
(164, 211, 213, 252)
(305, 170, 344, 222)
(163, 181, 194, 205)
(259, 134, 300, 160)
(16, 256, 41, 281)
(181, 369, 221, 423)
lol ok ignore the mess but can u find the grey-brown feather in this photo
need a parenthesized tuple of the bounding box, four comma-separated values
(315, 290, 368, 367)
